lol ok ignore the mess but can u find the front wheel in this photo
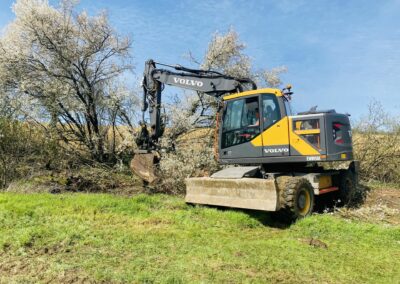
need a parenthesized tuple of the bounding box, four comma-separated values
(282, 177, 315, 220)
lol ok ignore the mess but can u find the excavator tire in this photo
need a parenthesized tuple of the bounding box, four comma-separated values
(280, 177, 314, 220)
(338, 169, 356, 206)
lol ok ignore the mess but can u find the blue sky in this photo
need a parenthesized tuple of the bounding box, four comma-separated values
(1, 0, 400, 118)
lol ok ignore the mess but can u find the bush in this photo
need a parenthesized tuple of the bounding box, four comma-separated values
(6, 165, 140, 194)
(0, 119, 69, 188)
(353, 101, 400, 184)
(156, 132, 219, 194)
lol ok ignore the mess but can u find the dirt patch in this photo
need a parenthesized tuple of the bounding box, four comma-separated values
(139, 217, 174, 226)
(364, 188, 400, 209)
(299, 238, 328, 249)
(0, 250, 94, 283)
(337, 187, 400, 225)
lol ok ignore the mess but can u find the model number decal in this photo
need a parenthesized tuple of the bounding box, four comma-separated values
(307, 156, 321, 161)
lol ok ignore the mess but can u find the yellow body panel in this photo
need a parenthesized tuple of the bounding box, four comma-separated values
(289, 118, 320, 156)
(294, 129, 321, 135)
(252, 117, 320, 156)
(319, 176, 332, 189)
(251, 132, 263, 147)
(251, 117, 290, 147)
(223, 88, 282, 101)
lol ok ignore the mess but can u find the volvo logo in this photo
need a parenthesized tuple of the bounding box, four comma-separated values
(173, 77, 204, 87)
(264, 147, 289, 154)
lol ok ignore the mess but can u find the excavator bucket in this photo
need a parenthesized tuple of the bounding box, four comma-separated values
(130, 153, 159, 184)
(185, 177, 279, 211)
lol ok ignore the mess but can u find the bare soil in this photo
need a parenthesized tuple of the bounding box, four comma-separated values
(336, 186, 400, 225)
(364, 187, 400, 210)
(0, 250, 94, 284)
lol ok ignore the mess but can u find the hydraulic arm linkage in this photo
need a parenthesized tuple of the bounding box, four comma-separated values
(136, 59, 257, 151)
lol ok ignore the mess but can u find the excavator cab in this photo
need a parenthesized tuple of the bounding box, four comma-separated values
(219, 89, 288, 161)
(218, 88, 353, 165)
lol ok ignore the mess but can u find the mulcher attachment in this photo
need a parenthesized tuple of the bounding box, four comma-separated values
(130, 152, 160, 184)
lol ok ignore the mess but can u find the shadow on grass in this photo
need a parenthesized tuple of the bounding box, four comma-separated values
(243, 210, 294, 229)
(213, 206, 293, 229)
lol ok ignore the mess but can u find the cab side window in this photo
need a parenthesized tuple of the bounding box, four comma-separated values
(262, 94, 281, 130)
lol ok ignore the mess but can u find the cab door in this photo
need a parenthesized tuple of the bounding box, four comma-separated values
(220, 95, 263, 159)
(258, 94, 290, 157)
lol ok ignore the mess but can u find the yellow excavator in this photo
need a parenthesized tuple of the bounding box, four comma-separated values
(131, 59, 358, 219)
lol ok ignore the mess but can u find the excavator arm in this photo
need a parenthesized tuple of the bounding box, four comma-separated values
(132, 59, 256, 183)
(137, 59, 256, 150)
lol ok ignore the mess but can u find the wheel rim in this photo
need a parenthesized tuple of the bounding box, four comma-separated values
(297, 188, 311, 215)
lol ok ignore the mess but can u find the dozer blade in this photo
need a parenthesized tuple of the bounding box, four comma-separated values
(130, 153, 158, 184)
(185, 177, 278, 211)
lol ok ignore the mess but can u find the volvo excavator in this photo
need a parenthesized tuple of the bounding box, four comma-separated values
(131, 59, 358, 219)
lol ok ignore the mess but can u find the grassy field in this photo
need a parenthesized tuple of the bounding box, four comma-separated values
(0, 193, 399, 283)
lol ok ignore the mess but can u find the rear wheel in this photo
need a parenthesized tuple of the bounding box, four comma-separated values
(282, 177, 315, 220)
(338, 170, 356, 206)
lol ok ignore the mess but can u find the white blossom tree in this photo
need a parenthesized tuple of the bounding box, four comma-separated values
(0, 0, 134, 162)
(165, 28, 288, 140)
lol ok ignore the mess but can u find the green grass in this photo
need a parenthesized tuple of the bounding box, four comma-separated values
(0, 193, 399, 283)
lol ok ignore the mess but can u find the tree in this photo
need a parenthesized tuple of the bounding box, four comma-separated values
(0, 0, 134, 162)
(165, 28, 288, 141)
